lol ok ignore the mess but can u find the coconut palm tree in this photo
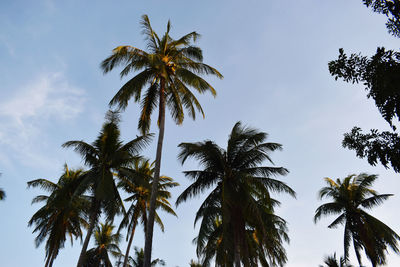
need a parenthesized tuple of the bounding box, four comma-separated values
(118, 159, 178, 267)
(314, 173, 400, 267)
(101, 15, 222, 267)
(176, 122, 295, 267)
(189, 259, 202, 267)
(83, 222, 122, 267)
(116, 247, 165, 267)
(191, 192, 290, 267)
(63, 111, 151, 267)
(28, 165, 89, 267)
(319, 253, 354, 267)
(0, 174, 5, 200)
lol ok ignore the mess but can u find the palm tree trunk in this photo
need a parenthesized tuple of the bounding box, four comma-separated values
(123, 219, 138, 267)
(77, 200, 99, 267)
(234, 242, 241, 267)
(233, 224, 241, 267)
(143, 79, 166, 267)
(44, 255, 52, 267)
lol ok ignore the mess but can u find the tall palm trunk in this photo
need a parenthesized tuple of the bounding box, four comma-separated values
(77, 200, 100, 267)
(234, 242, 241, 267)
(44, 254, 53, 267)
(143, 78, 166, 267)
(123, 218, 138, 267)
(233, 217, 241, 267)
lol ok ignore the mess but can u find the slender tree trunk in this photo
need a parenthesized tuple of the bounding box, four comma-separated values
(123, 219, 138, 267)
(44, 255, 52, 267)
(234, 242, 241, 267)
(143, 79, 166, 267)
(233, 220, 241, 267)
(48, 257, 55, 267)
(77, 200, 99, 267)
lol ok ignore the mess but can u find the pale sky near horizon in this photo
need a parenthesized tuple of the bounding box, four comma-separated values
(1, 1, 400, 266)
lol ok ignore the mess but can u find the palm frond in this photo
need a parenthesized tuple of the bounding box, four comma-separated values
(101, 45, 148, 74)
(361, 194, 393, 209)
(109, 69, 155, 110)
(138, 82, 159, 134)
(314, 202, 344, 223)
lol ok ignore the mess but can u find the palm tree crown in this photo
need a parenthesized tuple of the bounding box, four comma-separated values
(0, 187, 5, 200)
(118, 159, 178, 267)
(83, 222, 122, 267)
(0, 174, 5, 200)
(101, 14, 223, 134)
(319, 253, 354, 267)
(28, 165, 90, 267)
(177, 122, 296, 267)
(63, 111, 151, 218)
(116, 247, 165, 267)
(314, 173, 400, 267)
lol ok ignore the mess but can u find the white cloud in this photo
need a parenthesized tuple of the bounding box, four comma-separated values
(0, 72, 86, 170)
(0, 72, 84, 122)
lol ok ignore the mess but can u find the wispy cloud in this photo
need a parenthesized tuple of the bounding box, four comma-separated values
(0, 72, 86, 170)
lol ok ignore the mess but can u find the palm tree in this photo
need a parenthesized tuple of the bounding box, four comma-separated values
(28, 165, 89, 267)
(191, 195, 289, 267)
(314, 173, 400, 267)
(101, 15, 223, 267)
(116, 247, 165, 267)
(0, 188, 4, 200)
(63, 111, 151, 267)
(176, 122, 296, 267)
(118, 159, 178, 267)
(189, 259, 202, 267)
(83, 222, 122, 267)
(0, 174, 5, 200)
(319, 253, 354, 267)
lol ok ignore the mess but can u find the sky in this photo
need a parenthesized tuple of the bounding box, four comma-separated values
(0, 0, 399, 266)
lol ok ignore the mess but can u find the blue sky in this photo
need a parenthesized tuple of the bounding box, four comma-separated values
(1, 0, 399, 266)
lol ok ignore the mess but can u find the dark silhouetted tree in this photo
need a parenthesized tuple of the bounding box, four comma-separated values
(177, 122, 295, 267)
(118, 159, 177, 267)
(319, 253, 353, 267)
(63, 111, 151, 267)
(329, 1, 400, 173)
(28, 165, 89, 267)
(315, 174, 400, 267)
(362, 0, 400, 37)
(116, 247, 165, 267)
(83, 222, 122, 267)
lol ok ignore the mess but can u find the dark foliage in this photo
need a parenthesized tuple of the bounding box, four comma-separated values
(177, 122, 295, 267)
(329, 47, 400, 129)
(362, 0, 400, 37)
(328, 1, 400, 172)
(329, 47, 400, 172)
(343, 127, 400, 172)
(319, 253, 354, 267)
(315, 174, 400, 266)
